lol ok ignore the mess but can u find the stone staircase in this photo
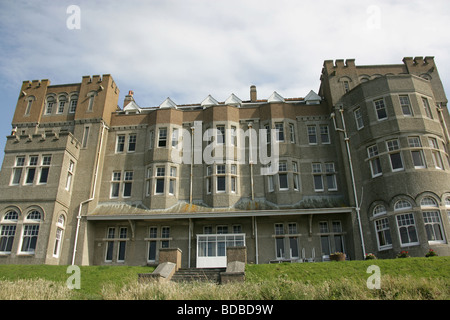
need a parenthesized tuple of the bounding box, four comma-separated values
(171, 268, 226, 283)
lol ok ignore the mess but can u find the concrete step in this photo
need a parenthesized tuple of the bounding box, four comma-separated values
(171, 268, 225, 283)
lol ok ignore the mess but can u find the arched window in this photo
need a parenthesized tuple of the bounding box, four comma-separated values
(393, 200, 418, 246)
(420, 197, 438, 208)
(3, 210, 18, 221)
(421, 197, 444, 243)
(26, 210, 41, 221)
(57, 95, 67, 114)
(69, 94, 78, 113)
(87, 91, 97, 111)
(394, 200, 412, 211)
(20, 210, 42, 254)
(0, 210, 19, 253)
(373, 205, 386, 216)
(25, 96, 36, 116)
(45, 96, 55, 115)
(372, 205, 392, 250)
(445, 197, 450, 207)
(53, 214, 65, 258)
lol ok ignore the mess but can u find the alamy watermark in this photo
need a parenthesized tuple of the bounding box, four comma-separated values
(66, 5, 81, 30)
(170, 121, 281, 175)
(366, 265, 381, 289)
(66, 265, 81, 289)
(366, 5, 381, 30)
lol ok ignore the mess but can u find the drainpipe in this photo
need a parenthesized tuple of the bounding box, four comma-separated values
(71, 121, 107, 265)
(437, 104, 450, 143)
(188, 218, 192, 268)
(248, 122, 254, 201)
(189, 126, 194, 205)
(253, 216, 259, 264)
(331, 108, 366, 258)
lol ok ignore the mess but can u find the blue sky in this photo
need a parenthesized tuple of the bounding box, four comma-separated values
(1, 0, 450, 164)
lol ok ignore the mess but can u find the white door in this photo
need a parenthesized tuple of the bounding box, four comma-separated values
(196, 234, 245, 268)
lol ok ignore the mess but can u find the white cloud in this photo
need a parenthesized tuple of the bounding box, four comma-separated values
(1, 0, 450, 109)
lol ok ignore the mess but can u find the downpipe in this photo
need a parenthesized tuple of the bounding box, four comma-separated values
(71, 121, 107, 265)
(331, 108, 366, 258)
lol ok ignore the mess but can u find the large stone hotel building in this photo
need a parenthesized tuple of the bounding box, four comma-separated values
(1, 57, 450, 267)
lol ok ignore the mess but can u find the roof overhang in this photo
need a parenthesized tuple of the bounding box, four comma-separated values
(86, 207, 354, 221)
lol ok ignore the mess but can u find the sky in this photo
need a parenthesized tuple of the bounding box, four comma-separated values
(0, 0, 450, 164)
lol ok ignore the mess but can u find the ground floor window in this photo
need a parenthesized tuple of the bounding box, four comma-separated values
(374, 217, 392, 250)
(396, 213, 419, 246)
(105, 227, 128, 262)
(422, 211, 445, 243)
(0, 225, 16, 253)
(21, 225, 39, 253)
(273, 223, 300, 260)
(318, 221, 345, 259)
(145, 226, 172, 262)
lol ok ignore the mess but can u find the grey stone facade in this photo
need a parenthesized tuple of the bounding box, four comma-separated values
(0, 57, 449, 268)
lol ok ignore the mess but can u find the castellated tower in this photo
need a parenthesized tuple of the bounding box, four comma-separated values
(320, 57, 450, 258)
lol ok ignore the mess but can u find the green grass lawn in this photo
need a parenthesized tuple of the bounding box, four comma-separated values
(0, 256, 449, 300)
(0, 264, 153, 299)
(245, 256, 450, 284)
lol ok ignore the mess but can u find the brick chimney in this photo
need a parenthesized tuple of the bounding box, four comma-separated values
(123, 90, 135, 107)
(250, 85, 257, 102)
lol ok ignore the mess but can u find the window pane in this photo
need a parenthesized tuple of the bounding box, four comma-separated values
(217, 176, 225, 191)
(314, 175, 323, 191)
(390, 153, 403, 170)
(279, 173, 288, 189)
(39, 167, 49, 184)
(156, 179, 164, 194)
(320, 236, 330, 255)
(276, 238, 285, 258)
(26, 168, 36, 184)
(148, 241, 157, 261)
(411, 150, 425, 168)
(289, 237, 299, 258)
(123, 182, 132, 197)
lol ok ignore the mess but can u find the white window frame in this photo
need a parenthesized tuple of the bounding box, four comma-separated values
(158, 128, 167, 147)
(278, 162, 288, 191)
(422, 97, 433, 119)
(216, 164, 226, 193)
(53, 214, 65, 258)
(65, 160, 75, 191)
(367, 145, 382, 178)
(408, 136, 426, 169)
(374, 98, 388, 121)
(275, 122, 284, 142)
(19, 210, 42, 255)
(325, 162, 337, 191)
(155, 166, 166, 195)
(354, 108, 364, 130)
(312, 163, 324, 192)
(320, 125, 330, 144)
(289, 124, 295, 143)
(386, 139, 404, 172)
(396, 213, 419, 247)
(127, 134, 137, 152)
(429, 137, 444, 170)
(110, 171, 121, 198)
(11, 156, 25, 186)
(307, 125, 317, 145)
(375, 217, 393, 250)
(399, 95, 413, 116)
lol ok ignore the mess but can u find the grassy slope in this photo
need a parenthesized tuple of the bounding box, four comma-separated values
(0, 264, 153, 299)
(245, 256, 450, 284)
(0, 257, 448, 299)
